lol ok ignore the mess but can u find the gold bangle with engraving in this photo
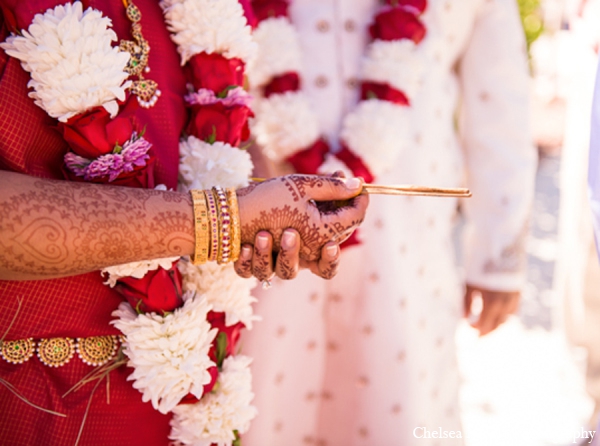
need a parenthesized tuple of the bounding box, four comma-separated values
(190, 190, 210, 265)
(226, 188, 241, 262)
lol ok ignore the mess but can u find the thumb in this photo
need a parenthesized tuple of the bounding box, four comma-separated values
(306, 176, 364, 202)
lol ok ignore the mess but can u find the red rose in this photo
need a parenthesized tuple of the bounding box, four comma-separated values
(335, 144, 374, 184)
(187, 102, 252, 146)
(187, 52, 245, 94)
(385, 0, 427, 14)
(286, 138, 330, 174)
(369, 7, 426, 44)
(207, 311, 245, 359)
(57, 97, 138, 159)
(361, 81, 410, 106)
(252, 0, 289, 23)
(115, 262, 184, 314)
(264, 72, 301, 97)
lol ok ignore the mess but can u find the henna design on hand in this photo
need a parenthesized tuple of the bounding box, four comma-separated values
(252, 245, 272, 281)
(241, 206, 360, 262)
(275, 248, 297, 280)
(0, 176, 194, 277)
(280, 175, 341, 202)
(319, 258, 339, 280)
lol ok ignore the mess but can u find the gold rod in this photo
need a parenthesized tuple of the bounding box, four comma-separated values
(250, 178, 471, 198)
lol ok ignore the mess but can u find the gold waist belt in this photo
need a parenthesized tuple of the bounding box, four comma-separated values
(0, 335, 122, 368)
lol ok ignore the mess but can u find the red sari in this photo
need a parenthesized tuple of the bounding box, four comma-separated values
(0, 1, 188, 443)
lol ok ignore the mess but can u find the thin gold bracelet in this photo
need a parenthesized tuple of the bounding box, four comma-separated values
(205, 189, 220, 262)
(226, 188, 241, 263)
(190, 190, 210, 265)
(213, 186, 231, 264)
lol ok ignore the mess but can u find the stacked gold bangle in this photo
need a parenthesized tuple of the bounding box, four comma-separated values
(226, 188, 241, 262)
(189, 188, 241, 266)
(190, 190, 210, 264)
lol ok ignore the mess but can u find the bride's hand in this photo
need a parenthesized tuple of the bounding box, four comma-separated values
(234, 229, 341, 281)
(234, 174, 368, 279)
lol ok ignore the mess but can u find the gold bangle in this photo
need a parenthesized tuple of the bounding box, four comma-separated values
(226, 188, 241, 262)
(213, 186, 231, 264)
(190, 190, 210, 265)
(205, 189, 220, 262)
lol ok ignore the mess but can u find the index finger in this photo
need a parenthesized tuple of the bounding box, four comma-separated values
(297, 175, 364, 201)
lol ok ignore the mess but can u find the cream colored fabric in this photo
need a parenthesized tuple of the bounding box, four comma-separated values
(243, 1, 537, 445)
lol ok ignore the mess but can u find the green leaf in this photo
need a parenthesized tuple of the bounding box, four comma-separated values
(233, 430, 241, 446)
(215, 332, 228, 368)
(217, 85, 238, 99)
(205, 126, 217, 145)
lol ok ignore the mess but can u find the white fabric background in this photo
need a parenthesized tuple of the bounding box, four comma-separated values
(243, 1, 537, 445)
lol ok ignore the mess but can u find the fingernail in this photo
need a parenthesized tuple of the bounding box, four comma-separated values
(345, 177, 361, 190)
(326, 244, 338, 257)
(257, 234, 269, 250)
(241, 245, 252, 259)
(282, 231, 297, 249)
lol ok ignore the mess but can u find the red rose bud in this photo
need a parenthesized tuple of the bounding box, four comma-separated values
(361, 81, 410, 106)
(187, 102, 253, 147)
(57, 97, 138, 159)
(115, 262, 184, 314)
(335, 144, 375, 184)
(369, 7, 426, 44)
(252, 0, 290, 22)
(286, 138, 330, 174)
(384, 0, 427, 14)
(187, 53, 245, 93)
(207, 311, 245, 358)
(178, 365, 219, 403)
(264, 72, 301, 97)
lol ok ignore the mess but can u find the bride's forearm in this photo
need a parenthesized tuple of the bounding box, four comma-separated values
(0, 171, 195, 280)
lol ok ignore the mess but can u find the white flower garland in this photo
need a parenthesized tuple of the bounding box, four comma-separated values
(161, 0, 258, 442)
(247, 16, 302, 88)
(251, 91, 320, 161)
(0, 2, 131, 121)
(178, 136, 253, 191)
(111, 293, 217, 414)
(179, 260, 259, 329)
(160, 0, 257, 66)
(170, 355, 258, 446)
(248, 11, 428, 178)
